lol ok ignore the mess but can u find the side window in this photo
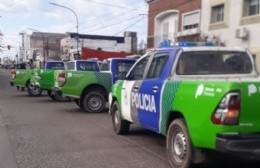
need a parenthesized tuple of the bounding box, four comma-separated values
(127, 56, 150, 80)
(146, 53, 169, 79)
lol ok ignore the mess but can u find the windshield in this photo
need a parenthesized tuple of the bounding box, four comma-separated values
(176, 51, 253, 75)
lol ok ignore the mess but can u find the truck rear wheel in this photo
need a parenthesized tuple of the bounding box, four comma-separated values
(167, 119, 193, 168)
(27, 83, 42, 96)
(82, 91, 106, 113)
(111, 101, 130, 134)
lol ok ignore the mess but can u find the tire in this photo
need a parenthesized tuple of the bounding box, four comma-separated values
(166, 119, 193, 168)
(74, 99, 83, 108)
(82, 90, 106, 113)
(27, 83, 42, 96)
(47, 90, 56, 100)
(55, 94, 70, 102)
(111, 101, 130, 134)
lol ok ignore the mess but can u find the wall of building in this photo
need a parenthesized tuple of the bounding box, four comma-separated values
(146, 0, 201, 48)
(30, 32, 66, 63)
(201, 0, 260, 71)
(61, 31, 137, 61)
(81, 48, 131, 61)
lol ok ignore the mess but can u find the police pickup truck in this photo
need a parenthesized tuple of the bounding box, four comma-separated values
(10, 61, 65, 96)
(32, 60, 100, 101)
(29, 60, 66, 98)
(54, 58, 135, 113)
(109, 42, 260, 168)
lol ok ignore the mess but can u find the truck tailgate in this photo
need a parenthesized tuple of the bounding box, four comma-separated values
(239, 82, 260, 130)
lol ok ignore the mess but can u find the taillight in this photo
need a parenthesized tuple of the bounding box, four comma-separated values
(11, 71, 16, 79)
(58, 73, 66, 87)
(211, 92, 240, 125)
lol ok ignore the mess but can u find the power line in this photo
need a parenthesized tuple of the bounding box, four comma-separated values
(86, 15, 143, 33)
(113, 17, 145, 36)
(78, 10, 138, 31)
(83, 0, 146, 12)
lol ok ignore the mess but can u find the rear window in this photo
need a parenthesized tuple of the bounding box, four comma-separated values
(67, 62, 75, 70)
(100, 60, 111, 71)
(118, 62, 134, 73)
(46, 62, 65, 70)
(77, 61, 98, 71)
(176, 51, 252, 75)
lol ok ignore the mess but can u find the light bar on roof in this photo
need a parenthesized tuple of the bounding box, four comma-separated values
(159, 41, 215, 47)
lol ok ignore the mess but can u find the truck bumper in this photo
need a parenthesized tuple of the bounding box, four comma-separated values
(216, 133, 260, 160)
(10, 81, 14, 86)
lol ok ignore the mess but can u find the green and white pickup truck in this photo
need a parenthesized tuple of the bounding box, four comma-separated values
(29, 60, 66, 98)
(31, 60, 100, 101)
(109, 42, 260, 168)
(54, 58, 136, 113)
(10, 61, 66, 97)
(10, 67, 33, 92)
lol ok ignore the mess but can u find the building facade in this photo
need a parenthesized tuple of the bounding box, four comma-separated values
(145, 0, 201, 48)
(30, 32, 67, 63)
(60, 31, 137, 61)
(19, 31, 30, 63)
(201, 0, 260, 70)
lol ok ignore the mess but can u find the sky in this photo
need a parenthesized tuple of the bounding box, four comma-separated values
(0, 0, 148, 60)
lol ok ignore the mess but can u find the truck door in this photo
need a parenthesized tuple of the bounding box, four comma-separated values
(121, 55, 151, 122)
(138, 52, 173, 132)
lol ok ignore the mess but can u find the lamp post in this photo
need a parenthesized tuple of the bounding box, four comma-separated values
(49, 2, 80, 59)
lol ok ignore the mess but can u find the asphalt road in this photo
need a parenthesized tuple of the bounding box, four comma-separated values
(0, 68, 259, 168)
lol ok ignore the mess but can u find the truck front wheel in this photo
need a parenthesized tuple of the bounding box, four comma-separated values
(167, 119, 193, 168)
(111, 101, 130, 134)
(82, 91, 106, 113)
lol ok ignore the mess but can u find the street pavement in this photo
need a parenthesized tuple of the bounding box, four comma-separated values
(0, 68, 259, 168)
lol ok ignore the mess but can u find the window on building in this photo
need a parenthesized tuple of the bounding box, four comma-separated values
(183, 11, 200, 30)
(211, 4, 224, 23)
(162, 22, 169, 40)
(244, 0, 260, 16)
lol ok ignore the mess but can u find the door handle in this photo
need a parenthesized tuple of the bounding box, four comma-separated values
(133, 86, 139, 90)
(152, 86, 159, 93)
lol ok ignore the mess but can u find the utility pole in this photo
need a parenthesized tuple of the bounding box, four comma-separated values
(49, 2, 80, 59)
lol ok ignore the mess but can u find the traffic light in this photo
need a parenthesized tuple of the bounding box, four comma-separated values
(7, 45, 11, 50)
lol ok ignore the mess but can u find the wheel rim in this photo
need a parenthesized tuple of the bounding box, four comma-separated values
(88, 95, 101, 111)
(29, 84, 41, 94)
(172, 130, 187, 163)
(114, 108, 120, 127)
